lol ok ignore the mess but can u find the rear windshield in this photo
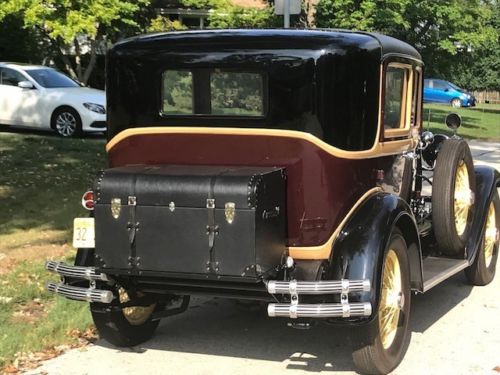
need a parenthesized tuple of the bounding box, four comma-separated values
(162, 69, 264, 117)
(26, 69, 79, 88)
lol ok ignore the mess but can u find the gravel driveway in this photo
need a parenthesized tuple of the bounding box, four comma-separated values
(28, 141, 500, 375)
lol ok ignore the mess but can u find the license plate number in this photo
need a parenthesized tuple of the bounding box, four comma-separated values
(73, 218, 95, 248)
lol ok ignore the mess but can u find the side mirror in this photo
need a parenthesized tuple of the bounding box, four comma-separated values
(445, 113, 461, 131)
(18, 80, 34, 89)
(444, 88, 449, 92)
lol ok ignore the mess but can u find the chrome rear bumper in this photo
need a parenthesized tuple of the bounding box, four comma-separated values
(46, 260, 108, 281)
(266, 279, 372, 319)
(46, 282, 113, 303)
(45, 261, 113, 303)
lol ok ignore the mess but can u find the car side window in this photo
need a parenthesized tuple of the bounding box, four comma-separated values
(0, 68, 26, 87)
(433, 80, 447, 90)
(383, 66, 410, 130)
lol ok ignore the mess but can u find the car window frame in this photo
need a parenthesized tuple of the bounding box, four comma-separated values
(159, 68, 268, 119)
(0, 67, 27, 87)
(382, 62, 414, 139)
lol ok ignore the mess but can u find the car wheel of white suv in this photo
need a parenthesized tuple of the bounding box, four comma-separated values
(52, 107, 82, 137)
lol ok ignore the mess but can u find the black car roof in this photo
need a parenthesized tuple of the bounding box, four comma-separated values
(113, 29, 422, 62)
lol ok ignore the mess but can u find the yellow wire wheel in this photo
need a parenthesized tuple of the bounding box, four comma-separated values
(119, 288, 156, 326)
(464, 193, 499, 286)
(484, 201, 497, 268)
(352, 231, 411, 375)
(453, 161, 472, 236)
(379, 249, 403, 349)
(432, 139, 475, 256)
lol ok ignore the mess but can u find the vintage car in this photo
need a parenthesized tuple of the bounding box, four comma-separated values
(45, 29, 500, 374)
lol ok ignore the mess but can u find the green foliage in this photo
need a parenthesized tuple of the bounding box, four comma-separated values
(0, 14, 48, 63)
(0, 0, 151, 84)
(209, 6, 279, 28)
(178, 0, 279, 28)
(147, 16, 187, 32)
(315, 0, 500, 90)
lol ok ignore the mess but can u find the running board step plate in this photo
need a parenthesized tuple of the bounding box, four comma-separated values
(422, 257, 470, 292)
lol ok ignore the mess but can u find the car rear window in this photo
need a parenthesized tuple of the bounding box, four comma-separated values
(162, 69, 264, 117)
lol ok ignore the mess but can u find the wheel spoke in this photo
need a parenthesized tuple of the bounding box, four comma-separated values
(484, 202, 497, 267)
(378, 249, 403, 349)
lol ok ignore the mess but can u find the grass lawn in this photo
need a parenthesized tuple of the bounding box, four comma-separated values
(423, 103, 500, 141)
(0, 130, 105, 369)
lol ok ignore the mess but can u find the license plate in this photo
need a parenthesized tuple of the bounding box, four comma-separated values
(73, 218, 95, 248)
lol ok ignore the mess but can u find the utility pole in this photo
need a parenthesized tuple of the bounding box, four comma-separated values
(284, 0, 290, 28)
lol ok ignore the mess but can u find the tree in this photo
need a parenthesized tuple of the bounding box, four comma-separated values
(315, 0, 499, 89)
(0, 0, 150, 85)
(0, 14, 48, 63)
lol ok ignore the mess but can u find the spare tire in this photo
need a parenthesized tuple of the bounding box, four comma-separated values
(432, 139, 475, 256)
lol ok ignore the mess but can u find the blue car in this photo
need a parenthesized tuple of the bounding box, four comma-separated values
(424, 79, 476, 108)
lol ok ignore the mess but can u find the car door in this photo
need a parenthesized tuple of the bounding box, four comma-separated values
(431, 80, 452, 103)
(0, 67, 45, 127)
(0, 67, 28, 125)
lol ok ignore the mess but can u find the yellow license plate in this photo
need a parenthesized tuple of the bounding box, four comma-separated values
(73, 218, 95, 248)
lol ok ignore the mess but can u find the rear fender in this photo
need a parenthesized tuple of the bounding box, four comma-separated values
(327, 193, 422, 320)
(467, 166, 500, 263)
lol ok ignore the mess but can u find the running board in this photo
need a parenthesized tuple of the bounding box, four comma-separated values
(422, 257, 470, 292)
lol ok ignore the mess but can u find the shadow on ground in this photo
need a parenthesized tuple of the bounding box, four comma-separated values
(95, 273, 473, 373)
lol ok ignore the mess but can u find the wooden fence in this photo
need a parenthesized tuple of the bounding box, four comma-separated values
(472, 90, 500, 104)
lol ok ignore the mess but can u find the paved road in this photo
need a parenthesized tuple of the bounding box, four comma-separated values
(28, 141, 500, 375)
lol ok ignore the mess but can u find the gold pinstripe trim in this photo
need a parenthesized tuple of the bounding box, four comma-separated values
(106, 127, 416, 160)
(289, 187, 383, 260)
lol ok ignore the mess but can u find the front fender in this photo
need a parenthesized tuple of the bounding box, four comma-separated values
(467, 166, 500, 263)
(328, 192, 421, 321)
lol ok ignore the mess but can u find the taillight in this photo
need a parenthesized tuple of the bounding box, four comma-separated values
(82, 190, 95, 210)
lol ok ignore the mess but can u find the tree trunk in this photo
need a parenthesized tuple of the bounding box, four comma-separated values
(59, 46, 78, 81)
(73, 38, 84, 83)
(82, 36, 99, 86)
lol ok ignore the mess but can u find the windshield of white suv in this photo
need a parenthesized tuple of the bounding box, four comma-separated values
(26, 69, 80, 88)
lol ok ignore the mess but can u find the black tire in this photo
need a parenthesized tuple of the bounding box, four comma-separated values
(352, 229, 411, 375)
(51, 106, 82, 137)
(465, 192, 499, 286)
(432, 139, 476, 256)
(90, 289, 164, 347)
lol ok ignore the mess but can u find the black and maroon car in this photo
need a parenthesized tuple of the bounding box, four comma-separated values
(46, 29, 500, 374)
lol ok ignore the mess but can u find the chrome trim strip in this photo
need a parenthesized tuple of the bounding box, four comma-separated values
(267, 279, 370, 295)
(267, 302, 372, 318)
(45, 261, 108, 281)
(46, 282, 113, 303)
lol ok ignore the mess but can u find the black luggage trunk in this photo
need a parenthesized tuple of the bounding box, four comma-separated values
(93, 165, 287, 281)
